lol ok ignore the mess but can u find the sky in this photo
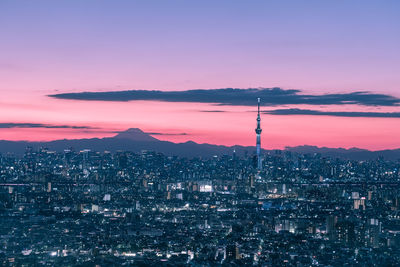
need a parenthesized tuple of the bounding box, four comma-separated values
(0, 0, 399, 150)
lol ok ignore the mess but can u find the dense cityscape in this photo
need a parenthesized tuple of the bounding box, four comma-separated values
(2, 0, 399, 266)
(1, 146, 399, 266)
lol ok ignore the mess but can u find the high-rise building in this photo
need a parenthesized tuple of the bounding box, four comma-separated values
(336, 220, 355, 246)
(255, 98, 262, 170)
(366, 218, 381, 248)
(326, 215, 337, 240)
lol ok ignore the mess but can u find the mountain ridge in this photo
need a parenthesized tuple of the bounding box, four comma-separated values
(0, 129, 399, 160)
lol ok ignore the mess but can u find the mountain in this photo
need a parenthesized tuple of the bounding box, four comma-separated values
(0, 128, 399, 160)
(0, 128, 255, 158)
(285, 145, 400, 161)
(113, 128, 158, 142)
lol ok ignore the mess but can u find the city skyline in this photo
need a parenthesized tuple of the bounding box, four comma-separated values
(1, 2, 400, 265)
(1, 0, 399, 150)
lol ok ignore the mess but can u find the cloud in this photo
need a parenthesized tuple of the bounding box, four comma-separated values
(48, 88, 400, 107)
(263, 108, 400, 118)
(0, 123, 97, 129)
(147, 132, 189, 136)
(199, 110, 227, 113)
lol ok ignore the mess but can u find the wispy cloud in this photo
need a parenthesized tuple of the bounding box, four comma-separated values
(264, 108, 400, 118)
(147, 132, 189, 136)
(48, 88, 400, 107)
(199, 110, 227, 113)
(0, 123, 97, 129)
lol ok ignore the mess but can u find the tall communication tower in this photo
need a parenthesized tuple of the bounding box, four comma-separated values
(255, 98, 262, 170)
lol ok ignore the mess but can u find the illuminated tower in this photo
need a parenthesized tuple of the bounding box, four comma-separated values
(255, 98, 262, 170)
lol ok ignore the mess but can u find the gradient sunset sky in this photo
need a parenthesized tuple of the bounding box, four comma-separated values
(1, 0, 399, 150)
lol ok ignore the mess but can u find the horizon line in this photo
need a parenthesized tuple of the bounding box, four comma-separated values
(0, 129, 398, 153)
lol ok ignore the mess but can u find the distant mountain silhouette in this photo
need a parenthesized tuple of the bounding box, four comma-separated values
(0, 128, 254, 158)
(114, 128, 159, 142)
(285, 145, 400, 161)
(0, 128, 399, 160)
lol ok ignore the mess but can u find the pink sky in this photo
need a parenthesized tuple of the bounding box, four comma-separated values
(0, 91, 399, 151)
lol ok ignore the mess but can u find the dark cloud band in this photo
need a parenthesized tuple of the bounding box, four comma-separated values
(264, 108, 400, 118)
(48, 88, 400, 107)
(0, 123, 96, 129)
